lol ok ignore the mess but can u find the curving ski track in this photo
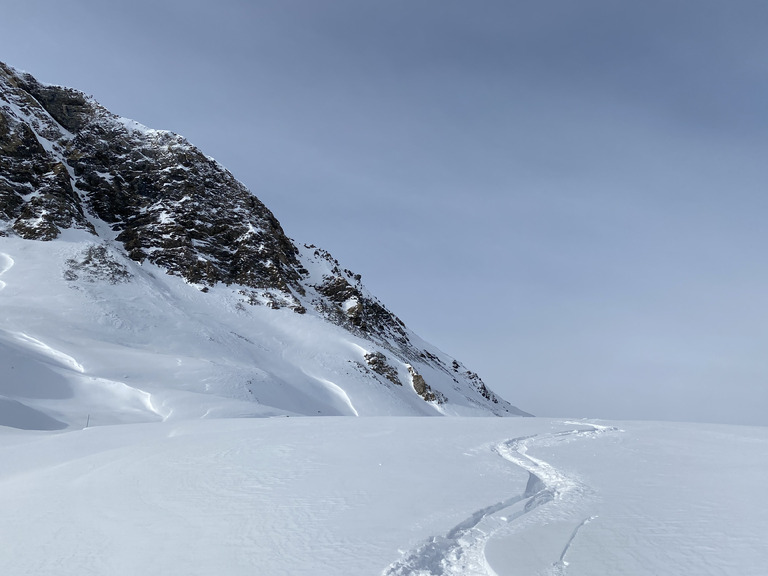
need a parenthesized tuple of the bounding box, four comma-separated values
(0, 252, 13, 291)
(382, 422, 620, 576)
(551, 515, 598, 576)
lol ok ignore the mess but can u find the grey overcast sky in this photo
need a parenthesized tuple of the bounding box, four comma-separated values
(3, 1, 767, 426)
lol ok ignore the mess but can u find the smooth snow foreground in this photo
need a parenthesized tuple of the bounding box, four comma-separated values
(1, 417, 766, 575)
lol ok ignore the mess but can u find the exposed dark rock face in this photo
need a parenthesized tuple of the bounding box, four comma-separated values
(0, 72, 93, 239)
(1, 62, 304, 308)
(364, 352, 403, 386)
(303, 245, 412, 349)
(408, 366, 446, 405)
(0, 61, 523, 416)
(451, 359, 508, 406)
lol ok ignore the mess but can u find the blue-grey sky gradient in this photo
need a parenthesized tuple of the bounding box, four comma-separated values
(3, 1, 768, 425)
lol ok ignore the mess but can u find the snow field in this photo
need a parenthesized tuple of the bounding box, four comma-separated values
(0, 418, 530, 576)
(0, 418, 766, 575)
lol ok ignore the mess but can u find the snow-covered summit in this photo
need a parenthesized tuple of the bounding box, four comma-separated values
(0, 62, 529, 428)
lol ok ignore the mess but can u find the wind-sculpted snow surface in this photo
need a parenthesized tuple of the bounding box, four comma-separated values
(1, 418, 766, 576)
(382, 423, 620, 576)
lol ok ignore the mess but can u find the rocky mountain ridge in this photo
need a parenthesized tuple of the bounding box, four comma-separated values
(0, 62, 528, 420)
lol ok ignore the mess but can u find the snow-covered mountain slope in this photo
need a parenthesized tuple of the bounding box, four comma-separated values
(1, 417, 765, 575)
(0, 61, 528, 426)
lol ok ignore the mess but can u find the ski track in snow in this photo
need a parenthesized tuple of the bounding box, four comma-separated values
(0, 252, 13, 290)
(551, 515, 598, 576)
(382, 422, 620, 576)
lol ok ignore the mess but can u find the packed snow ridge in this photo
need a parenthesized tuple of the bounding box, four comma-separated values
(0, 61, 528, 428)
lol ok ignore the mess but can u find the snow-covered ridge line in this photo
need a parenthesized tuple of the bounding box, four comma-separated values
(11, 332, 85, 373)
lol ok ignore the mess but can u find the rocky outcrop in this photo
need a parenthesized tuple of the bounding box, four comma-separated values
(364, 352, 403, 386)
(452, 360, 508, 406)
(302, 245, 412, 349)
(0, 73, 93, 239)
(408, 366, 446, 404)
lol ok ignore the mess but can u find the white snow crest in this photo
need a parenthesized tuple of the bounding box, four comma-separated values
(0, 252, 13, 290)
(12, 332, 85, 373)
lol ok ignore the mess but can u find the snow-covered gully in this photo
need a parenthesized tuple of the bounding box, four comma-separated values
(382, 423, 620, 576)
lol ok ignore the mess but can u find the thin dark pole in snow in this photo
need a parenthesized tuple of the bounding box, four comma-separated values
(85, 414, 90, 429)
